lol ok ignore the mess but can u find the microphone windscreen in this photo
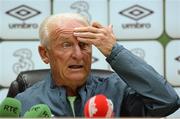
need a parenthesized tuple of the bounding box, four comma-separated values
(24, 104, 52, 118)
(0, 97, 21, 117)
(84, 94, 113, 118)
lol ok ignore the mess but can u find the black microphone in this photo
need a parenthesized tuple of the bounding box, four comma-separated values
(0, 97, 21, 117)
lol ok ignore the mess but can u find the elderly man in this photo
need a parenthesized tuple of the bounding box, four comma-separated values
(15, 13, 179, 117)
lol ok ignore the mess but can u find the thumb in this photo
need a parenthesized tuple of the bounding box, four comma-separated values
(108, 24, 113, 33)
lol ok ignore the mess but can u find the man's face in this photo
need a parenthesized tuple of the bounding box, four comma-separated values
(46, 20, 92, 88)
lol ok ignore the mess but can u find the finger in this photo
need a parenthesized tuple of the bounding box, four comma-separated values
(74, 26, 98, 33)
(74, 32, 96, 39)
(74, 27, 107, 36)
(108, 24, 113, 32)
(92, 21, 103, 28)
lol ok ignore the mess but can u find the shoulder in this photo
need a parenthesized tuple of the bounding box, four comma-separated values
(15, 74, 50, 101)
(15, 75, 51, 115)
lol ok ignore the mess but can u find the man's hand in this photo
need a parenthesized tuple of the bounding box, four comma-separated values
(73, 22, 116, 57)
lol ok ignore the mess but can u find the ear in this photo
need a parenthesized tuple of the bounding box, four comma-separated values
(38, 45, 49, 64)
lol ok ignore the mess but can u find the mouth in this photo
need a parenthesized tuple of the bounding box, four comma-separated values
(68, 65, 83, 69)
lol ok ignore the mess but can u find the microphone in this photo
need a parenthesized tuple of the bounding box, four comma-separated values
(24, 104, 52, 118)
(84, 94, 114, 118)
(0, 97, 21, 117)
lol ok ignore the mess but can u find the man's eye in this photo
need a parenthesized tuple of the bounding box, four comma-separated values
(79, 42, 90, 49)
(62, 42, 72, 48)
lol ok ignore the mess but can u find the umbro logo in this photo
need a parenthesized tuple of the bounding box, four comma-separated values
(6, 5, 41, 21)
(119, 4, 153, 21)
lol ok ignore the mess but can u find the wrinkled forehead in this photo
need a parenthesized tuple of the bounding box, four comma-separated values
(49, 19, 87, 37)
(61, 19, 87, 29)
(48, 19, 87, 40)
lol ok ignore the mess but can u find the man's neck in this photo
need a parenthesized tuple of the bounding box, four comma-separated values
(66, 86, 78, 96)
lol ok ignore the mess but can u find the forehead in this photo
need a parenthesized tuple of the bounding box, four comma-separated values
(61, 19, 87, 29)
(50, 18, 87, 30)
(50, 19, 86, 35)
(49, 19, 86, 42)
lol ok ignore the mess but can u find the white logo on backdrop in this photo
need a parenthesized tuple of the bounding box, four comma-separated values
(13, 48, 34, 74)
(6, 5, 41, 29)
(119, 4, 153, 29)
(70, 1, 91, 22)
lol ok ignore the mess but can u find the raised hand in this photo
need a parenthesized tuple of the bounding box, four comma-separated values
(73, 21, 116, 57)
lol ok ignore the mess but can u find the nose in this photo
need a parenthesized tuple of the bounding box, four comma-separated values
(72, 45, 83, 60)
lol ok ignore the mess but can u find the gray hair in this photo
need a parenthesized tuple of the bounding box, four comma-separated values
(39, 13, 90, 47)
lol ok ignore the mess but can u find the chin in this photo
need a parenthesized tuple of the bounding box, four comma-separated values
(71, 74, 86, 80)
(66, 68, 89, 79)
(68, 72, 88, 82)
